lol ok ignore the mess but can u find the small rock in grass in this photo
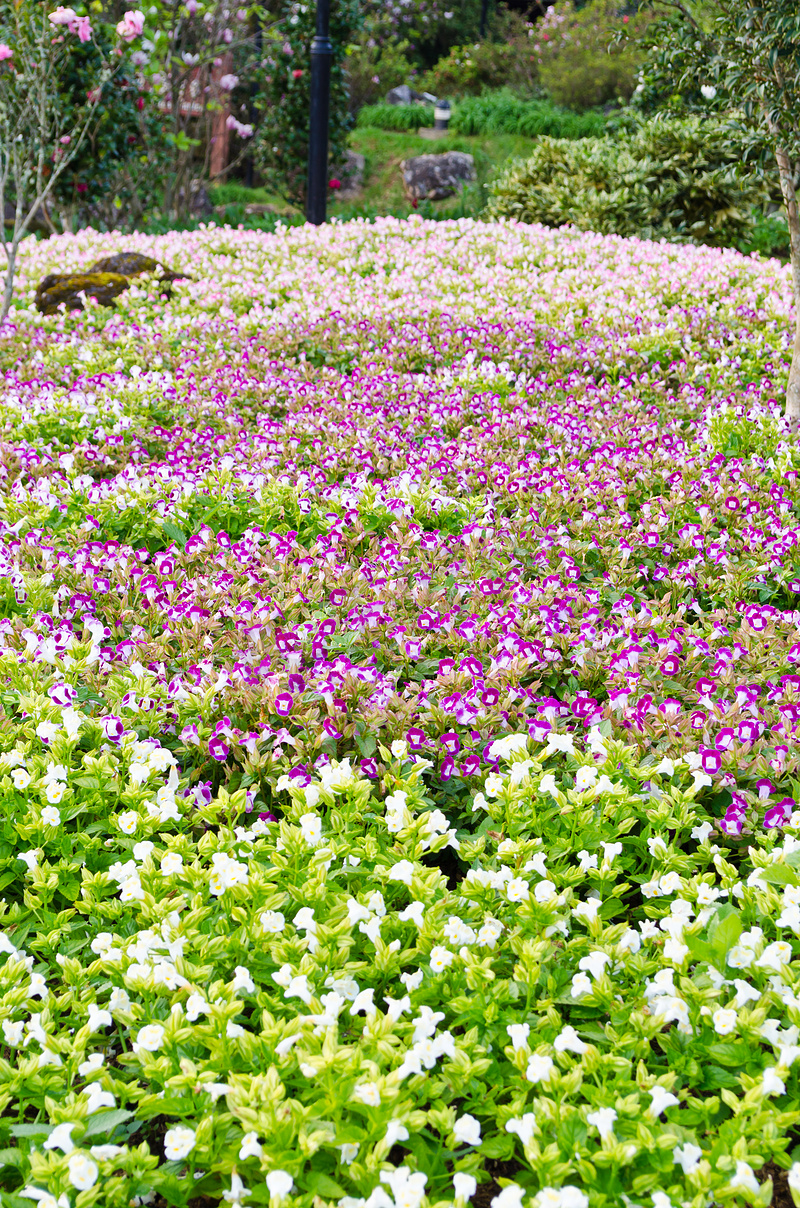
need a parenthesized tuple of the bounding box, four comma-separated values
(400, 152, 476, 202)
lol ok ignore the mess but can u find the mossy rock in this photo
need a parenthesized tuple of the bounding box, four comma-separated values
(35, 272, 132, 316)
(87, 252, 188, 284)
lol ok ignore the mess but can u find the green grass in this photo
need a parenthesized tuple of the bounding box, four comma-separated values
(329, 128, 539, 220)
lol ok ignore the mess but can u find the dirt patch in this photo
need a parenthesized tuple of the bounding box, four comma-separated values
(473, 1159, 525, 1208)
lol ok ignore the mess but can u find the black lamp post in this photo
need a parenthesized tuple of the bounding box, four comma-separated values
(479, 0, 489, 38)
(306, 0, 332, 225)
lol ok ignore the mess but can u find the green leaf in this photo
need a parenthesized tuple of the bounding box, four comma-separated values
(706, 1041, 750, 1066)
(757, 863, 799, 886)
(10, 1123, 52, 1138)
(162, 521, 187, 549)
(305, 1174, 347, 1199)
(82, 1109, 135, 1138)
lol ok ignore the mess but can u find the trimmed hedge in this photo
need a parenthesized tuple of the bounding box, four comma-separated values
(450, 93, 606, 139)
(355, 93, 606, 140)
(355, 103, 435, 131)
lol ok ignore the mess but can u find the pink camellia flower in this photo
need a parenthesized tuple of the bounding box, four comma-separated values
(0, 43, 12, 60)
(49, 7, 78, 26)
(225, 115, 253, 137)
(75, 15, 92, 40)
(219, 73, 238, 90)
(116, 9, 144, 40)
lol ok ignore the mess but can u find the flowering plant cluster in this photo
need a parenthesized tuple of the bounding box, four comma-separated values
(0, 217, 800, 1202)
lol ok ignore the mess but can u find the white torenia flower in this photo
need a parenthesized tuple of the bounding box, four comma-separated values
(164, 1125, 196, 1160)
(134, 1023, 165, 1053)
(454, 1173, 478, 1201)
(429, 945, 455, 973)
(648, 1085, 679, 1117)
(452, 1113, 481, 1145)
(712, 1008, 737, 1036)
(299, 813, 322, 846)
(67, 1153, 99, 1190)
(266, 1170, 294, 1200)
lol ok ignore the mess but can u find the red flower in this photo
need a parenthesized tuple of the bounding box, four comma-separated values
(292, 68, 303, 79)
(329, 178, 341, 190)
(136, 96, 144, 110)
(76, 182, 88, 193)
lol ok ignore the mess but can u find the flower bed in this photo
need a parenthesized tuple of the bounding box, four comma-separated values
(0, 219, 799, 1207)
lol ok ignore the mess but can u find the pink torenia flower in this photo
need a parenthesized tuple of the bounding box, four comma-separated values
(116, 9, 144, 39)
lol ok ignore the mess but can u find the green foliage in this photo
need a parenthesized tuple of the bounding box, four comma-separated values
(253, 0, 360, 208)
(450, 90, 606, 138)
(418, 12, 539, 99)
(739, 209, 790, 260)
(701, 399, 788, 463)
(46, 36, 165, 231)
(486, 115, 767, 247)
(344, 33, 416, 113)
(356, 103, 434, 132)
(534, 0, 652, 112)
(635, 0, 800, 167)
(2, 711, 800, 1207)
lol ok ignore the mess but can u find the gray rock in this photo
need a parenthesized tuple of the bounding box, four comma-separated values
(400, 152, 476, 202)
(386, 84, 422, 106)
(337, 150, 365, 200)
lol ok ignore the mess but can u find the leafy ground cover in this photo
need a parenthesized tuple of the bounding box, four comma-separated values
(0, 220, 800, 1207)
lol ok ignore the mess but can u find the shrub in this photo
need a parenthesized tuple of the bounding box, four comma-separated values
(486, 115, 767, 247)
(534, 0, 652, 112)
(450, 91, 606, 138)
(344, 33, 416, 114)
(418, 10, 539, 97)
(356, 103, 434, 131)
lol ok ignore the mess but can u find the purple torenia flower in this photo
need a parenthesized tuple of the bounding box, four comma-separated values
(181, 723, 200, 745)
(102, 715, 125, 742)
(765, 798, 795, 828)
(700, 748, 722, 775)
(440, 731, 461, 755)
(274, 692, 294, 716)
(461, 752, 481, 776)
(209, 735, 230, 762)
(49, 682, 76, 707)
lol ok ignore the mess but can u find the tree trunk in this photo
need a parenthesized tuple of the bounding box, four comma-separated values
(1, 243, 17, 325)
(776, 146, 800, 419)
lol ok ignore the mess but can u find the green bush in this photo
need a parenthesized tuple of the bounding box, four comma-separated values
(534, 0, 652, 112)
(486, 115, 767, 247)
(451, 91, 606, 138)
(344, 33, 416, 113)
(355, 103, 434, 131)
(418, 9, 539, 97)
